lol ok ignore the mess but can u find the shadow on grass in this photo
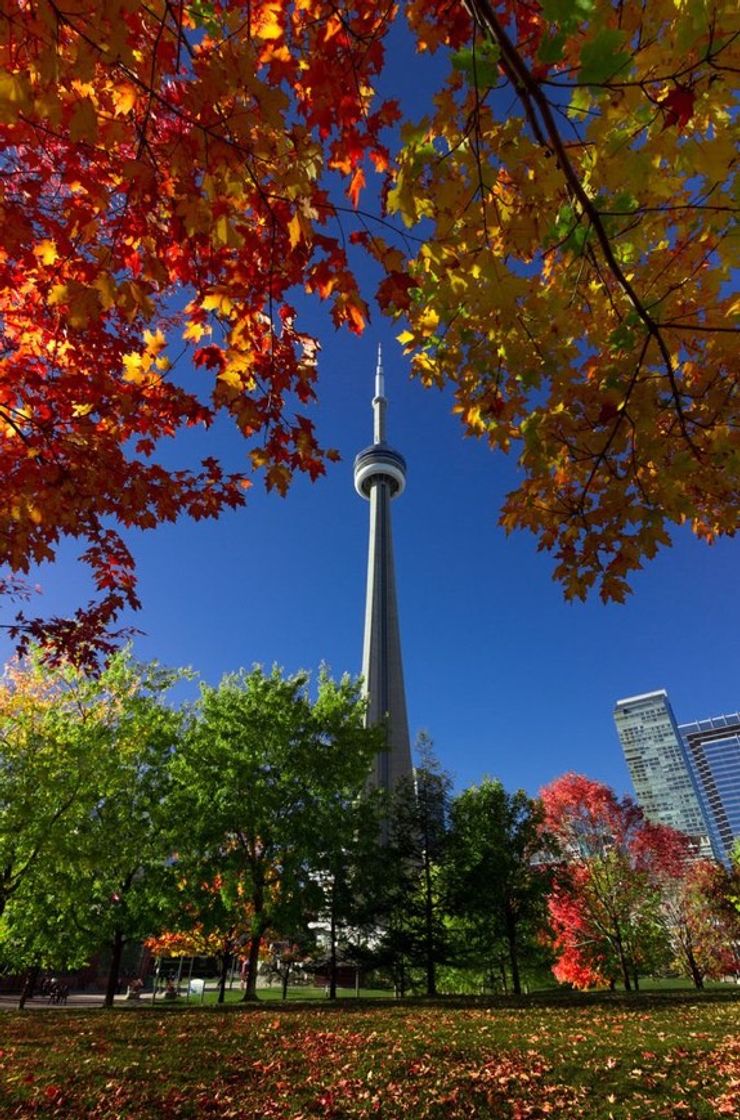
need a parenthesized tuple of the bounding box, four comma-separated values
(108, 985, 740, 1016)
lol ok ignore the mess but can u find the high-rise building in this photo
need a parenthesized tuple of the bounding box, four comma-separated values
(354, 347, 413, 794)
(613, 690, 718, 859)
(679, 712, 740, 863)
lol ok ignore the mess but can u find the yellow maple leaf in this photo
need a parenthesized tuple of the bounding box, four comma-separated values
(0, 73, 30, 122)
(258, 3, 284, 41)
(201, 292, 235, 316)
(143, 328, 166, 354)
(183, 319, 209, 342)
(122, 352, 150, 382)
(69, 97, 98, 143)
(417, 307, 440, 336)
(48, 283, 68, 307)
(111, 82, 137, 116)
(32, 239, 59, 266)
(94, 272, 116, 310)
(217, 367, 244, 391)
(288, 211, 312, 249)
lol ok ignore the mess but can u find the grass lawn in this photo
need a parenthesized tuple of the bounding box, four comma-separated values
(1, 991, 738, 1118)
(180, 985, 394, 1005)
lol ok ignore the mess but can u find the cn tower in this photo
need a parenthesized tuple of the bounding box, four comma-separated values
(354, 346, 413, 793)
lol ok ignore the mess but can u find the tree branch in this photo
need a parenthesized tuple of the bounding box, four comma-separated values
(464, 0, 703, 457)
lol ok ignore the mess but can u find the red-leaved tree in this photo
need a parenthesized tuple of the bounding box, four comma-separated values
(653, 855, 740, 989)
(540, 773, 698, 990)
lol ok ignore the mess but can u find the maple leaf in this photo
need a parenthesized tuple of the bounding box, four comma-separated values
(660, 86, 695, 131)
(32, 240, 59, 265)
(376, 271, 417, 313)
(347, 165, 366, 209)
(194, 346, 227, 372)
(0, 0, 736, 663)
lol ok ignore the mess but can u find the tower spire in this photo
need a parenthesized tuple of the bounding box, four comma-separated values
(373, 342, 386, 444)
(354, 349, 412, 796)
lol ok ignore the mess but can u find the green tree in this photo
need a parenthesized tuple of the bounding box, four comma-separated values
(65, 657, 184, 1008)
(172, 666, 378, 1001)
(311, 793, 387, 1000)
(446, 779, 548, 996)
(370, 736, 452, 997)
(0, 652, 185, 1007)
(0, 653, 96, 922)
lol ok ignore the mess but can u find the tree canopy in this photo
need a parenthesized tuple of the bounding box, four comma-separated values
(171, 665, 378, 999)
(2, 649, 739, 1002)
(446, 778, 549, 995)
(538, 771, 726, 991)
(0, 650, 185, 1005)
(1, 0, 737, 658)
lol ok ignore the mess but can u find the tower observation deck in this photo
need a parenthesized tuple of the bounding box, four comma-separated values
(354, 346, 413, 794)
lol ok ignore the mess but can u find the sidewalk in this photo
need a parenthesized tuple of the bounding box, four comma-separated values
(0, 990, 176, 1010)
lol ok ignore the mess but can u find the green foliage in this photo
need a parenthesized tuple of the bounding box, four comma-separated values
(541, 0, 595, 27)
(170, 665, 379, 999)
(450, 42, 500, 86)
(445, 779, 550, 995)
(579, 29, 632, 85)
(368, 735, 452, 996)
(0, 652, 187, 1004)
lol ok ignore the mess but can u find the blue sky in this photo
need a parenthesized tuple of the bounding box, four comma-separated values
(2, 14, 737, 800)
(6, 320, 737, 801)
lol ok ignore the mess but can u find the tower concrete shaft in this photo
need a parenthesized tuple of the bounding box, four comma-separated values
(354, 347, 413, 793)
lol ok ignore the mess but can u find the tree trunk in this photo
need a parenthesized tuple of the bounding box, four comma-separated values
(613, 925, 632, 991)
(281, 962, 291, 1000)
(217, 950, 231, 1005)
(241, 931, 263, 1001)
(632, 969, 640, 992)
(398, 956, 406, 999)
(329, 890, 338, 1000)
(505, 910, 522, 996)
(104, 927, 125, 1008)
(685, 942, 705, 990)
(423, 850, 436, 997)
(18, 963, 40, 1010)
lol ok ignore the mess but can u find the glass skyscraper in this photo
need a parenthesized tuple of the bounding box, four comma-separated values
(679, 713, 740, 862)
(613, 690, 718, 860)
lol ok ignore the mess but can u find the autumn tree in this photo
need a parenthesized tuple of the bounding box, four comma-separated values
(540, 772, 680, 990)
(0, 0, 396, 661)
(146, 890, 266, 1005)
(1, 2, 737, 660)
(653, 853, 740, 988)
(389, 1, 738, 603)
(265, 935, 316, 1001)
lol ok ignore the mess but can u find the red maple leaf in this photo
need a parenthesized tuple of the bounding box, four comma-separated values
(376, 271, 416, 312)
(193, 345, 226, 372)
(660, 86, 695, 131)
